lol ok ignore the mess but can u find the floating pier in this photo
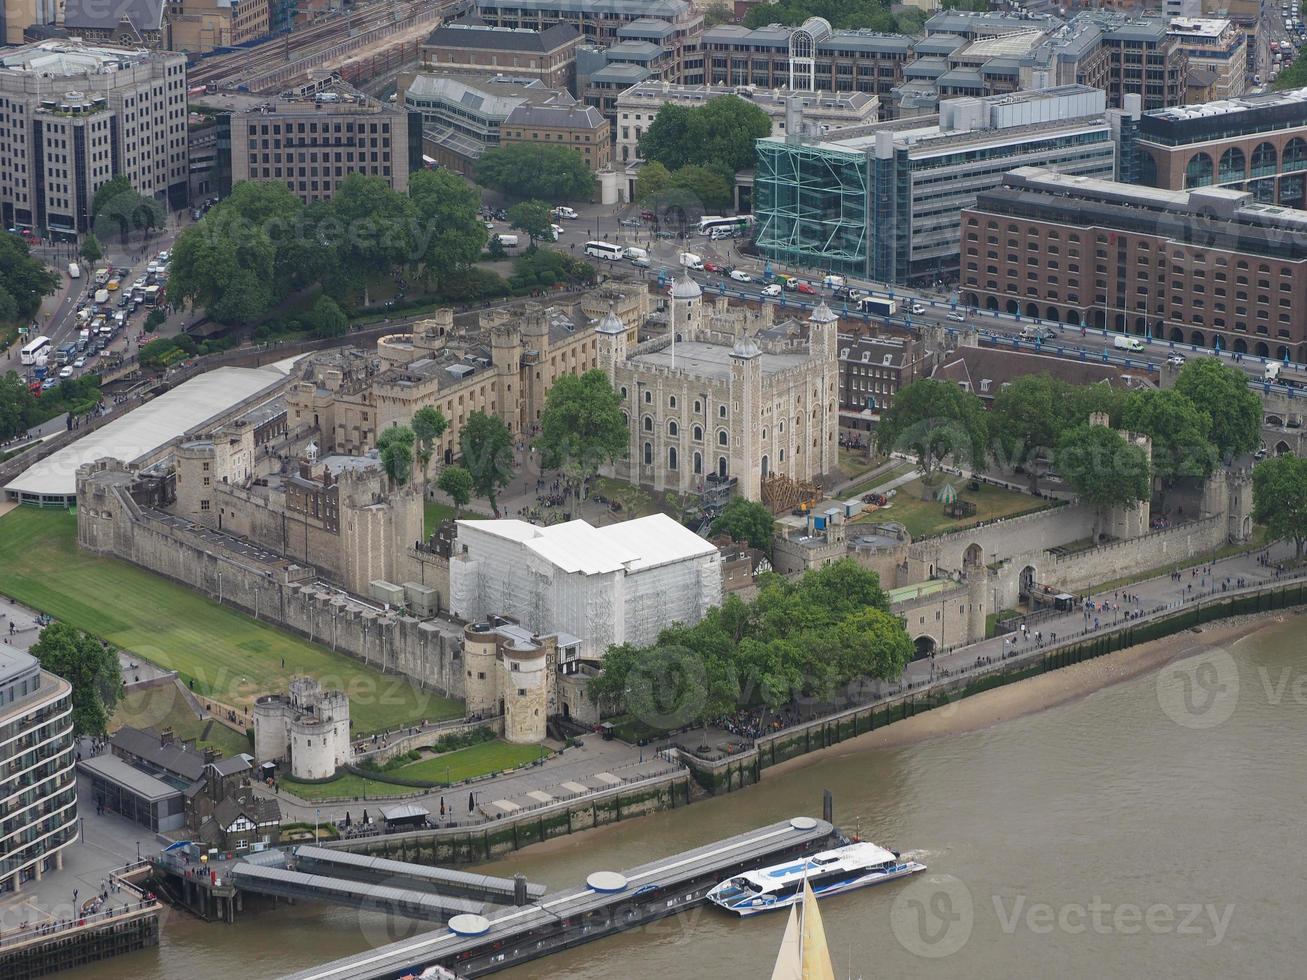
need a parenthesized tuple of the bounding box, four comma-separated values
(283, 815, 839, 979)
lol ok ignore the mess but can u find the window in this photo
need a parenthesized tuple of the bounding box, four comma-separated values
(644, 390, 652, 403)
(668, 420, 679, 436)
(643, 442, 652, 465)
(718, 430, 728, 446)
(643, 416, 653, 432)
(693, 424, 703, 440)
(719, 405, 727, 418)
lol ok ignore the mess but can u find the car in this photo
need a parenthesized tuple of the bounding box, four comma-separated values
(157, 250, 170, 262)
(42, 378, 57, 390)
(552, 206, 578, 220)
(58, 365, 74, 379)
(116, 267, 130, 278)
(550, 223, 565, 236)
(947, 311, 967, 322)
(1167, 353, 1186, 366)
(728, 269, 752, 282)
(761, 283, 782, 296)
(73, 357, 86, 369)
(794, 281, 816, 294)
(619, 217, 641, 228)
(702, 261, 723, 273)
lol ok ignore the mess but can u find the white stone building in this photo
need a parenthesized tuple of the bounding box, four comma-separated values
(598, 278, 840, 501)
(253, 677, 351, 781)
(448, 513, 722, 662)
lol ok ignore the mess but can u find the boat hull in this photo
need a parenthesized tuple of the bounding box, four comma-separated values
(711, 861, 926, 917)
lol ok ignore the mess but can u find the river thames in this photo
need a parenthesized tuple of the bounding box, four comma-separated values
(70, 616, 1305, 979)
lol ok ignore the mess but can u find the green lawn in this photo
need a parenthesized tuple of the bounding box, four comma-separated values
(0, 508, 462, 735)
(281, 773, 399, 801)
(844, 460, 917, 498)
(424, 500, 484, 536)
(857, 477, 1052, 539)
(112, 685, 250, 759)
(390, 739, 547, 783)
(836, 447, 881, 482)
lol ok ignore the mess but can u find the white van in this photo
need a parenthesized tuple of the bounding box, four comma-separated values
(1265, 362, 1282, 382)
(822, 274, 846, 289)
(495, 234, 519, 248)
(679, 251, 704, 270)
(623, 246, 648, 262)
(1113, 335, 1144, 353)
(68, 262, 80, 279)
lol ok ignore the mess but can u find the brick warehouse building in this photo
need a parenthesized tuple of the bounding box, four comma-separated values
(960, 167, 1307, 363)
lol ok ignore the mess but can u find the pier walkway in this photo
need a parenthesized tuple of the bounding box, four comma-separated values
(291, 846, 546, 903)
(284, 815, 837, 980)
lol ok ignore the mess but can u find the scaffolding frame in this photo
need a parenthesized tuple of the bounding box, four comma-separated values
(755, 139, 869, 277)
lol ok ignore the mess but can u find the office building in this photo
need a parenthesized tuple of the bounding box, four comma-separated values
(1132, 87, 1307, 209)
(1167, 18, 1245, 100)
(0, 649, 77, 895)
(838, 332, 933, 432)
(227, 92, 420, 204)
(755, 86, 1118, 285)
(1095, 13, 1188, 112)
(597, 284, 840, 502)
(0, 40, 188, 236)
(613, 81, 878, 164)
(401, 72, 583, 174)
(420, 21, 582, 91)
(960, 167, 1307, 362)
(500, 100, 611, 170)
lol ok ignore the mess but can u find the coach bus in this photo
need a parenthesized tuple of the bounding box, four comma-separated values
(20, 335, 50, 366)
(583, 241, 624, 260)
(697, 215, 755, 237)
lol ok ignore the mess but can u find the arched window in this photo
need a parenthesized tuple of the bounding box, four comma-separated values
(693, 399, 702, 413)
(668, 395, 677, 409)
(644, 390, 652, 404)
(643, 415, 653, 432)
(619, 386, 627, 400)
(668, 420, 679, 436)
(643, 442, 652, 465)
(1252, 142, 1278, 178)
(1185, 152, 1214, 188)
(1284, 137, 1307, 172)
(1218, 147, 1245, 183)
(761, 427, 767, 441)
(693, 424, 703, 440)
(718, 430, 728, 446)
(693, 451, 702, 475)
(668, 447, 678, 470)
(719, 405, 727, 418)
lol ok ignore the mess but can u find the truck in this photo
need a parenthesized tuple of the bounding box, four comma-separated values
(1020, 325, 1056, 340)
(1265, 362, 1282, 382)
(679, 251, 704, 270)
(1113, 334, 1144, 353)
(857, 296, 898, 317)
(94, 288, 109, 305)
(144, 284, 162, 304)
(67, 261, 80, 279)
(94, 267, 111, 286)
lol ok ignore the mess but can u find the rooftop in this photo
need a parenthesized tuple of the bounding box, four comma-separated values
(79, 754, 185, 803)
(0, 649, 38, 689)
(424, 21, 580, 51)
(630, 339, 808, 379)
(459, 513, 717, 576)
(5, 364, 292, 501)
(1144, 86, 1307, 124)
(1167, 17, 1234, 38)
(63, 0, 164, 31)
(475, 0, 691, 16)
(0, 39, 165, 76)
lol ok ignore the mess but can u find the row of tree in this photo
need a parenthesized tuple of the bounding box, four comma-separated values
(0, 372, 102, 442)
(876, 358, 1266, 540)
(588, 559, 913, 729)
(636, 96, 772, 211)
(475, 144, 596, 203)
(167, 171, 487, 324)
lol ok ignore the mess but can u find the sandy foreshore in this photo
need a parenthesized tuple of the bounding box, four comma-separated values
(771, 611, 1296, 774)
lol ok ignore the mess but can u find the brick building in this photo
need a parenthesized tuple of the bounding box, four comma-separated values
(500, 100, 611, 170)
(420, 20, 581, 90)
(960, 167, 1307, 362)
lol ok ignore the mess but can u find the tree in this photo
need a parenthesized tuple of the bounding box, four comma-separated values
(534, 369, 627, 500)
(143, 308, 166, 334)
(436, 465, 474, 516)
(376, 424, 416, 488)
(507, 199, 554, 247)
(1253, 455, 1307, 558)
(665, 165, 733, 212)
(0, 234, 59, 321)
(1122, 387, 1218, 486)
(0, 371, 38, 440)
(411, 405, 449, 489)
(459, 411, 514, 516)
(1174, 357, 1262, 461)
(79, 233, 103, 265)
(876, 379, 988, 478)
(989, 374, 1065, 491)
(634, 161, 673, 204)
(91, 176, 166, 244)
(711, 497, 776, 552)
(1056, 423, 1151, 543)
(325, 173, 416, 282)
(638, 104, 695, 171)
(476, 144, 596, 202)
(30, 622, 122, 737)
(694, 95, 774, 174)
(408, 168, 487, 287)
(306, 295, 349, 339)
(510, 249, 595, 290)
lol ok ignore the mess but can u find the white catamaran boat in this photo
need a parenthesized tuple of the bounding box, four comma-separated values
(708, 840, 925, 916)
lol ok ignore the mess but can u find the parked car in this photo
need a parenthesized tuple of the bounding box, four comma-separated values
(728, 269, 752, 282)
(703, 261, 722, 273)
(619, 217, 641, 228)
(552, 206, 578, 220)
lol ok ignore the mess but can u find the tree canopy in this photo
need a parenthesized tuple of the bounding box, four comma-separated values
(742, 0, 922, 32)
(1173, 357, 1262, 461)
(876, 379, 988, 476)
(408, 168, 488, 287)
(459, 410, 515, 516)
(437, 465, 474, 516)
(79, 233, 103, 265)
(306, 295, 348, 339)
(710, 497, 776, 552)
(588, 559, 911, 725)
(534, 370, 627, 497)
(1253, 454, 1307, 558)
(507, 200, 554, 245)
(91, 175, 166, 244)
(476, 144, 596, 202)
(411, 405, 449, 488)
(1055, 423, 1151, 543)
(377, 424, 416, 488)
(31, 622, 123, 737)
(639, 95, 772, 176)
(0, 233, 59, 324)
(1122, 387, 1218, 485)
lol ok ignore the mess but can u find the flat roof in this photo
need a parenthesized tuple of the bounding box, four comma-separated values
(78, 755, 183, 803)
(4, 364, 290, 500)
(0, 649, 38, 687)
